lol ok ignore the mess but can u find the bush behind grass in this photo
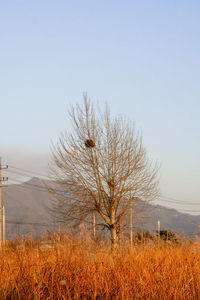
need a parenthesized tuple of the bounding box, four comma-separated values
(0, 232, 200, 299)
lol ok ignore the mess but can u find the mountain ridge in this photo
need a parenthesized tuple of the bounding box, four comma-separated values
(2, 177, 200, 239)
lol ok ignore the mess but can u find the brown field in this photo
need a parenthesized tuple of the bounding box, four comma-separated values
(0, 232, 200, 299)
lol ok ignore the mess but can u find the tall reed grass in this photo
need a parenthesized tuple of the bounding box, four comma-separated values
(0, 232, 200, 299)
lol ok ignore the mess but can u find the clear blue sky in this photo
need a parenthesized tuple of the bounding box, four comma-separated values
(0, 1, 200, 213)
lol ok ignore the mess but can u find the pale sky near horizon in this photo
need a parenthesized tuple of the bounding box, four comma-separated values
(0, 1, 200, 215)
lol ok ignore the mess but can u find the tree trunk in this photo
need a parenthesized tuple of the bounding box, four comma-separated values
(110, 226, 117, 251)
(110, 209, 117, 251)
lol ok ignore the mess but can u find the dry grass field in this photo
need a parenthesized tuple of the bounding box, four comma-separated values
(0, 232, 200, 299)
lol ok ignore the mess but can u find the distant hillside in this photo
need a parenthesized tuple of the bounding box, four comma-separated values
(2, 177, 200, 239)
(134, 202, 200, 237)
(2, 177, 53, 239)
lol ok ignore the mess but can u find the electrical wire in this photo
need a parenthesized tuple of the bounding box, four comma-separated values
(7, 178, 51, 194)
(9, 165, 49, 178)
(4, 164, 200, 214)
(9, 164, 200, 206)
(176, 208, 200, 213)
(158, 198, 200, 206)
(6, 178, 200, 213)
(2, 188, 101, 227)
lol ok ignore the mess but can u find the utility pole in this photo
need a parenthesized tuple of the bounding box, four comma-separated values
(0, 157, 8, 248)
(130, 189, 133, 247)
(0, 157, 1, 247)
(130, 204, 133, 247)
(2, 206, 5, 245)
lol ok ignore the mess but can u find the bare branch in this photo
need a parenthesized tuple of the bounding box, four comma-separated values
(48, 95, 160, 249)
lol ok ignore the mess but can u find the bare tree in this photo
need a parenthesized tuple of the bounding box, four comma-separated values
(49, 95, 159, 249)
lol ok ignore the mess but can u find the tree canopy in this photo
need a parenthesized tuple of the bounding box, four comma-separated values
(49, 95, 159, 248)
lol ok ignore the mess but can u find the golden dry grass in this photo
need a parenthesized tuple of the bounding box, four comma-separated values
(0, 233, 200, 299)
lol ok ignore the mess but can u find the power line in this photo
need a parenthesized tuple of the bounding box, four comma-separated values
(9, 164, 199, 205)
(5, 169, 43, 179)
(7, 177, 200, 212)
(7, 177, 64, 195)
(3, 188, 101, 226)
(9, 165, 48, 178)
(2, 163, 200, 240)
(158, 198, 200, 206)
(5, 178, 97, 209)
(7, 178, 51, 194)
(176, 208, 200, 213)
(8, 177, 49, 190)
(3, 219, 56, 226)
(5, 165, 200, 213)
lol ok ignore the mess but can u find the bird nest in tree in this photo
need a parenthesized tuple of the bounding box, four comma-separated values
(85, 139, 95, 148)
